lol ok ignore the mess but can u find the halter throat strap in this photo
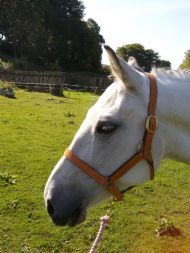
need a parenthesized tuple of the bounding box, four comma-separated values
(64, 73, 158, 201)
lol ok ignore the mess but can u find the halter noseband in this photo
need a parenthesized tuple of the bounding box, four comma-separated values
(64, 73, 158, 201)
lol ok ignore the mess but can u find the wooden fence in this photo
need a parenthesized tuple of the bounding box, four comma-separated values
(0, 69, 111, 95)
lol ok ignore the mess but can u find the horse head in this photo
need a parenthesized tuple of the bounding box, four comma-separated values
(44, 46, 164, 226)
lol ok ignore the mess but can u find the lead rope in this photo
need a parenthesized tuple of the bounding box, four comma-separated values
(89, 214, 110, 253)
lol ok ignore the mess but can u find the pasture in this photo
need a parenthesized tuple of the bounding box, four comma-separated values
(1, 88, 190, 253)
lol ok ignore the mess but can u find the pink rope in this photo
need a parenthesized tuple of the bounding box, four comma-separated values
(89, 214, 110, 253)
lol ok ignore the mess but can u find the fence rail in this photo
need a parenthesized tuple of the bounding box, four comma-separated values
(0, 69, 111, 95)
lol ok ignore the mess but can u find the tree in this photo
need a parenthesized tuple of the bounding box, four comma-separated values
(86, 19, 105, 71)
(0, 0, 105, 72)
(116, 43, 171, 72)
(180, 50, 190, 69)
(156, 59, 171, 69)
(0, 1, 49, 60)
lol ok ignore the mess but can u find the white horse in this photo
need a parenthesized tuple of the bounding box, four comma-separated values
(44, 46, 190, 226)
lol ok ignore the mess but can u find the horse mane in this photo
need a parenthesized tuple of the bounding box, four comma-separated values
(152, 68, 190, 82)
(111, 55, 190, 82)
(129, 56, 190, 81)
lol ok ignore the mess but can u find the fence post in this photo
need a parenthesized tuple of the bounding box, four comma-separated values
(50, 84, 62, 96)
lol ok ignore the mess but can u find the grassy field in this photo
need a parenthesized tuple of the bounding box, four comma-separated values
(1, 89, 190, 253)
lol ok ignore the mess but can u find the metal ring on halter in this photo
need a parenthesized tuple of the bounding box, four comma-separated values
(146, 116, 158, 133)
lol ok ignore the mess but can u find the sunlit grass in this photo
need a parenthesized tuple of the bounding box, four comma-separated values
(1, 89, 190, 253)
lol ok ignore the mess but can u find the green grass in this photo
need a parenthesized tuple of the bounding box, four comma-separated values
(1, 89, 190, 253)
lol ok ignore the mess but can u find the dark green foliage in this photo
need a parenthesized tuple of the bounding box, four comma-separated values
(117, 43, 171, 72)
(156, 59, 171, 69)
(0, 0, 104, 72)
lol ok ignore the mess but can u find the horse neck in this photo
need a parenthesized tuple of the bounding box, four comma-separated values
(156, 75, 190, 163)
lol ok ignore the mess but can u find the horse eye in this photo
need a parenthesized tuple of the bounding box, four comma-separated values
(96, 122, 117, 134)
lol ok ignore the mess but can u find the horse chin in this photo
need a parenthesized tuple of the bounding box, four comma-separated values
(67, 208, 87, 227)
(52, 207, 87, 227)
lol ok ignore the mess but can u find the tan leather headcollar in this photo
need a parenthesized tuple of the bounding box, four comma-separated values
(64, 73, 158, 201)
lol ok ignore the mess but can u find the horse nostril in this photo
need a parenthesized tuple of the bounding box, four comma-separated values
(47, 200, 54, 217)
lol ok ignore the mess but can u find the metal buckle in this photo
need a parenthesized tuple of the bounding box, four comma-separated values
(146, 116, 158, 133)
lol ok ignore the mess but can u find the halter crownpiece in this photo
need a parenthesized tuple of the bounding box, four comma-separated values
(64, 73, 158, 201)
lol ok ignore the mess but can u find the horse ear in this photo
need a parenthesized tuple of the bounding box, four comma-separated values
(104, 45, 143, 90)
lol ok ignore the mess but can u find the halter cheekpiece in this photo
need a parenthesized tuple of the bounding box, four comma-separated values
(64, 73, 158, 201)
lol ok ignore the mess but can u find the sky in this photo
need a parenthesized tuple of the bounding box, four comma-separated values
(82, 0, 190, 69)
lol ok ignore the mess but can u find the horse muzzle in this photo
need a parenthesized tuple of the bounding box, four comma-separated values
(44, 182, 87, 227)
(46, 198, 87, 226)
